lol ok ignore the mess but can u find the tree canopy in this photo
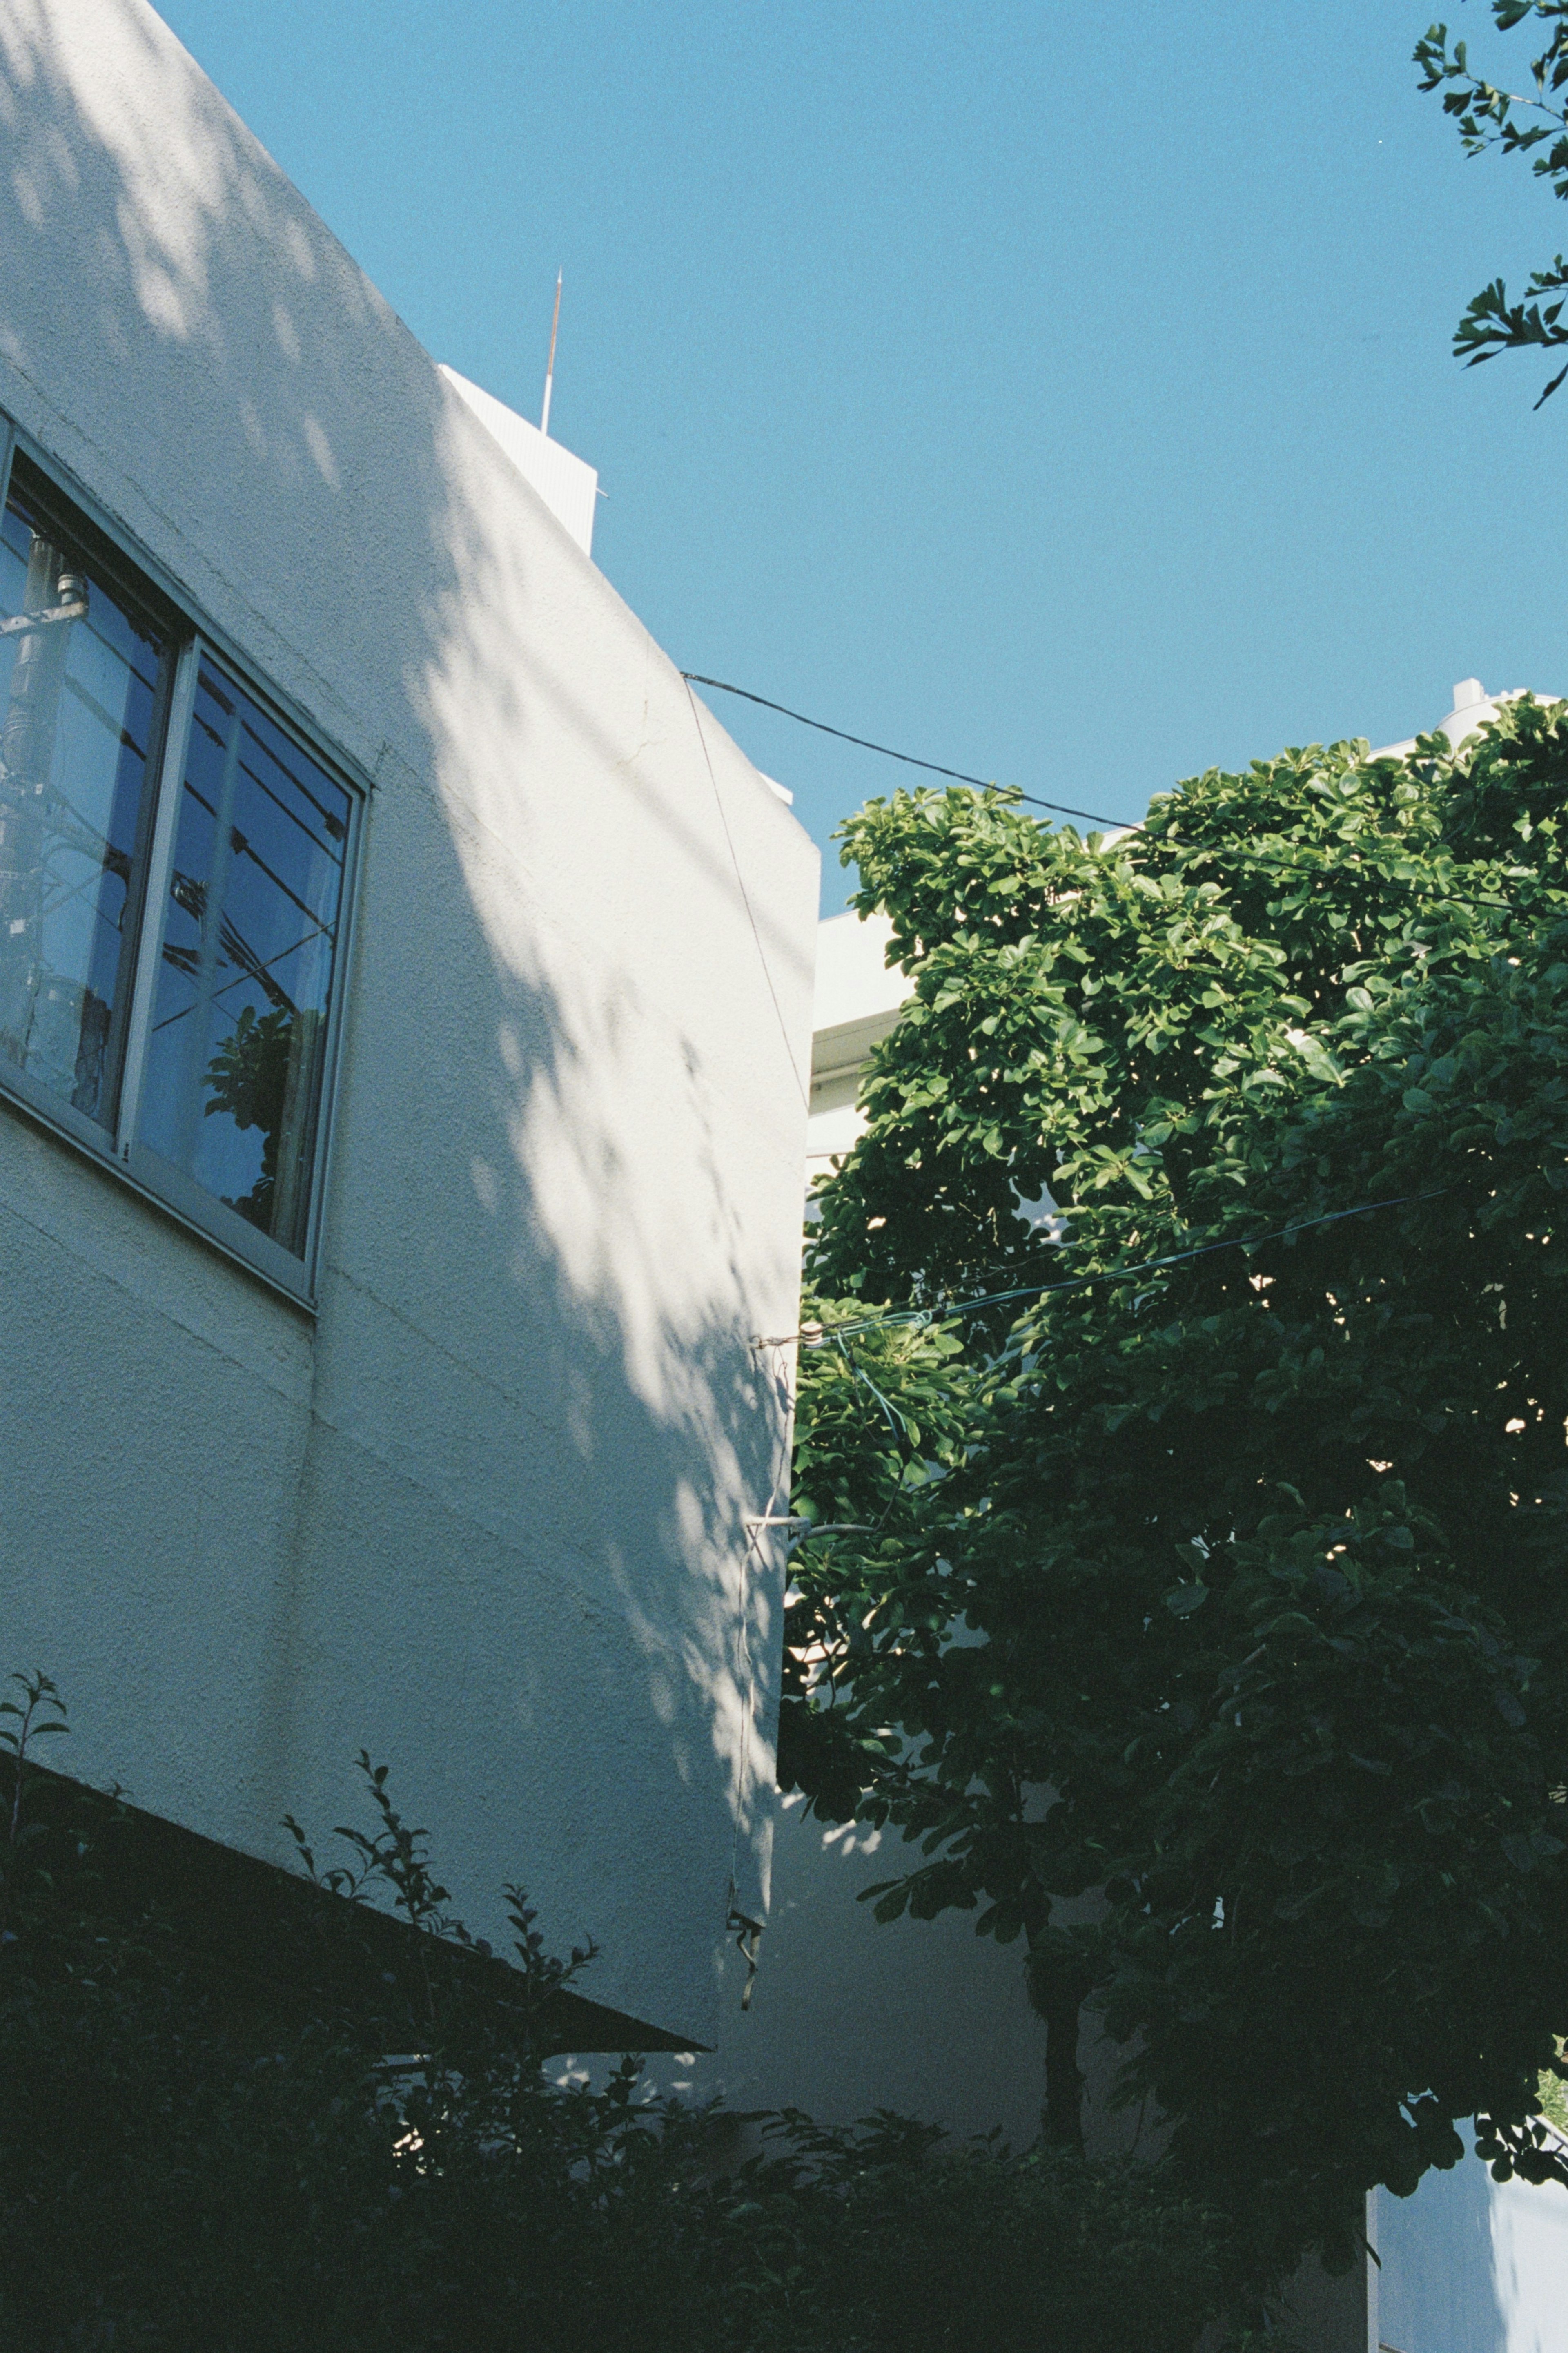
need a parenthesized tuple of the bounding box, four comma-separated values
(784, 698, 1568, 2275)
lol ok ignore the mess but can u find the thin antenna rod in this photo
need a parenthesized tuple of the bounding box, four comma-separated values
(540, 270, 562, 437)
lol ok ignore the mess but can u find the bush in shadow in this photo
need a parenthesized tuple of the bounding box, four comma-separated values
(0, 1672, 1244, 2352)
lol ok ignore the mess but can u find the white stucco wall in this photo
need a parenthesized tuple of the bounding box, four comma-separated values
(0, 0, 817, 2044)
(666, 1795, 1050, 2147)
(1373, 2153, 1568, 2353)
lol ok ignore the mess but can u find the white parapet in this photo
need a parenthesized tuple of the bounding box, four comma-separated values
(807, 909, 913, 1182)
(439, 365, 599, 558)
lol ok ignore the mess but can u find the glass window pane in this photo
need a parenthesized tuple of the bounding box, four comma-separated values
(138, 658, 350, 1258)
(0, 479, 171, 1123)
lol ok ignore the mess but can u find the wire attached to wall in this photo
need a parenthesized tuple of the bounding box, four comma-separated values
(684, 678, 810, 1113)
(721, 1341, 810, 2011)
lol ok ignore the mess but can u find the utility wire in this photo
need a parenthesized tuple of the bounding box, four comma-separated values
(684, 678, 810, 1111)
(681, 673, 1137, 830)
(759, 1187, 1447, 1351)
(679, 675, 1537, 906)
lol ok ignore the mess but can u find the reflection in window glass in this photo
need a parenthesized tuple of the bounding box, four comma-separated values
(0, 482, 170, 1122)
(139, 659, 350, 1258)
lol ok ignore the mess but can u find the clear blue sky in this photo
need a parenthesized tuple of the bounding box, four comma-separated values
(159, 0, 1568, 906)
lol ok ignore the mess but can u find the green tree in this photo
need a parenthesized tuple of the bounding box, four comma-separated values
(1418, 3, 1568, 402)
(786, 700, 1568, 2277)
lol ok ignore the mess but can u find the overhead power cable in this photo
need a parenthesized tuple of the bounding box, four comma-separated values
(755, 1187, 1447, 1351)
(682, 682, 1551, 908)
(680, 672, 1137, 830)
(678, 677, 1539, 909)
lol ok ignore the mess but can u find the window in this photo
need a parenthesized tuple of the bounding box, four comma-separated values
(0, 438, 360, 1299)
(0, 464, 172, 1125)
(135, 659, 352, 1262)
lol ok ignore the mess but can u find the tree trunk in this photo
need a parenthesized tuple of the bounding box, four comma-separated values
(1031, 1950, 1090, 2151)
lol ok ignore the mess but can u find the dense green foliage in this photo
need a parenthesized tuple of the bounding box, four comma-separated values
(1419, 3, 1568, 403)
(0, 1676, 1241, 2353)
(786, 701, 1568, 2273)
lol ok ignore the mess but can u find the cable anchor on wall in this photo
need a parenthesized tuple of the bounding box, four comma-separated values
(726, 1905, 765, 2010)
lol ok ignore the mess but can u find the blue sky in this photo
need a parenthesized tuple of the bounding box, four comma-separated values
(159, 1, 1568, 906)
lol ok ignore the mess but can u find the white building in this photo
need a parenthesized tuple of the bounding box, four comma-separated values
(805, 901, 913, 1191)
(0, 0, 817, 2050)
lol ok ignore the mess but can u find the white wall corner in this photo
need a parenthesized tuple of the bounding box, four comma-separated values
(439, 364, 598, 558)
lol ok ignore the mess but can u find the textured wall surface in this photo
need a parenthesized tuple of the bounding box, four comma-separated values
(0, 0, 816, 2043)
(676, 1795, 1053, 2147)
(1373, 2159, 1568, 2353)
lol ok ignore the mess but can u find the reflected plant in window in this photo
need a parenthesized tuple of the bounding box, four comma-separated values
(139, 657, 349, 1259)
(203, 1001, 324, 1236)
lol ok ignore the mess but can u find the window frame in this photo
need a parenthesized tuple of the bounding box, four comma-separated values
(0, 415, 367, 1309)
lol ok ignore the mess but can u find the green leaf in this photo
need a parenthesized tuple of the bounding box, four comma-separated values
(1163, 1582, 1210, 1619)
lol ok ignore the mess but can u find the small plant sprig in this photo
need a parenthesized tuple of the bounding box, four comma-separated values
(286, 1751, 597, 1984)
(286, 1751, 458, 1935)
(0, 1669, 69, 1947)
(284, 1747, 600, 2127)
